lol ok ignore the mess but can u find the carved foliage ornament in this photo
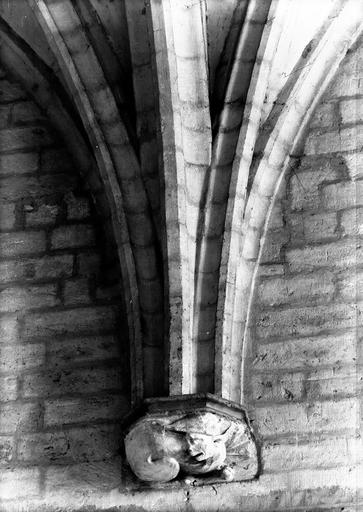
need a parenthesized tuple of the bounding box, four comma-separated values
(123, 394, 258, 485)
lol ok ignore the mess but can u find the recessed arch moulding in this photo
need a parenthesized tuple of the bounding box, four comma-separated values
(5, 0, 361, 487)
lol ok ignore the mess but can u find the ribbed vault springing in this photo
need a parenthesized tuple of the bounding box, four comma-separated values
(1, 0, 360, 406)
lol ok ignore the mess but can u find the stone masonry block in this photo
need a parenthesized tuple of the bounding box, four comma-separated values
(76, 251, 101, 277)
(65, 193, 90, 221)
(63, 278, 91, 306)
(0, 80, 27, 103)
(304, 126, 363, 155)
(0, 231, 46, 258)
(342, 151, 363, 180)
(254, 398, 358, 437)
(22, 366, 122, 398)
(262, 437, 350, 473)
(0, 255, 74, 284)
(22, 306, 118, 341)
(286, 240, 362, 272)
(44, 395, 129, 427)
(17, 424, 121, 463)
(0, 174, 76, 203)
(257, 272, 335, 307)
(0, 467, 40, 500)
(251, 372, 304, 403)
(304, 366, 358, 399)
(0, 151, 38, 176)
(322, 180, 363, 210)
(40, 147, 73, 174)
(0, 375, 17, 402)
(0, 127, 53, 152)
(310, 101, 336, 129)
(46, 335, 120, 367)
(0, 402, 42, 434)
(0, 284, 59, 313)
(25, 203, 59, 227)
(0, 435, 14, 464)
(51, 224, 95, 250)
(0, 315, 18, 344)
(0, 203, 16, 231)
(252, 332, 356, 371)
(0, 343, 45, 374)
(289, 211, 338, 242)
(340, 98, 363, 125)
(11, 101, 45, 124)
(338, 269, 363, 301)
(256, 302, 360, 340)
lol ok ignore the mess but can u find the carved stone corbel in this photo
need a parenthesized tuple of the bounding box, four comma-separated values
(123, 394, 258, 485)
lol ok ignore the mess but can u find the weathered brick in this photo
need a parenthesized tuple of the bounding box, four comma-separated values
(47, 335, 120, 367)
(44, 395, 129, 427)
(0, 254, 74, 284)
(0, 435, 15, 464)
(262, 437, 352, 473)
(256, 302, 360, 340)
(0, 315, 18, 344)
(22, 306, 118, 340)
(254, 398, 358, 437)
(0, 375, 17, 401)
(11, 101, 45, 124)
(50, 224, 95, 250)
(328, 65, 362, 97)
(260, 229, 288, 263)
(0, 104, 10, 128)
(305, 125, 363, 155)
(258, 272, 334, 307)
(77, 251, 100, 276)
(0, 284, 59, 313)
(289, 163, 339, 211)
(63, 278, 91, 305)
(17, 424, 121, 463)
(289, 211, 338, 242)
(286, 240, 362, 272)
(310, 101, 336, 129)
(40, 147, 73, 174)
(0, 402, 42, 434)
(258, 264, 285, 277)
(340, 206, 363, 236)
(0, 231, 46, 258)
(25, 203, 59, 227)
(0, 173, 76, 202)
(0, 80, 27, 103)
(340, 97, 363, 125)
(252, 332, 356, 371)
(338, 269, 363, 301)
(22, 366, 122, 398)
(251, 372, 304, 403)
(65, 192, 91, 220)
(0, 343, 45, 374)
(0, 126, 53, 152)
(322, 180, 363, 210)
(342, 151, 363, 180)
(0, 467, 41, 499)
(0, 203, 16, 231)
(45, 459, 121, 496)
(0, 151, 38, 176)
(304, 365, 359, 400)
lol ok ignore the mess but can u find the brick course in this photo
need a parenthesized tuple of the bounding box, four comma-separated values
(0, 72, 128, 496)
(249, 38, 363, 510)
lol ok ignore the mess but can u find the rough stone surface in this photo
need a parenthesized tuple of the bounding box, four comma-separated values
(0, 71, 129, 509)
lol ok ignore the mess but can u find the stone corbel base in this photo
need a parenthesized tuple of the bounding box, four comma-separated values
(123, 394, 258, 486)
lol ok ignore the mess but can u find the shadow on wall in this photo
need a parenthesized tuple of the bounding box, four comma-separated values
(0, 69, 131, 484)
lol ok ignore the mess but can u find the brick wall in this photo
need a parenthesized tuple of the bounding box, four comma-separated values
(0, 69, 130, 506)
(246, 39, 363, 509)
